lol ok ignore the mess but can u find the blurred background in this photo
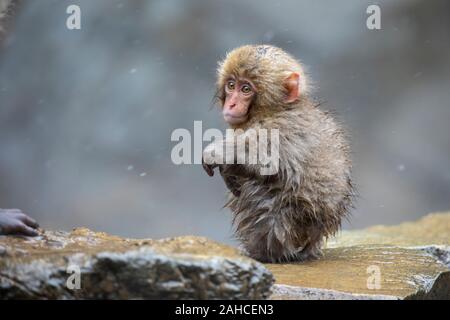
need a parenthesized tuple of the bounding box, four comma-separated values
(0, 0, 449, 244)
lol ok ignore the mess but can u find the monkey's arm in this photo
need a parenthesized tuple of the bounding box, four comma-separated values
(202, 130, 279, 179)
(0, 209, 39, 236)
(202, 148, 242, 196)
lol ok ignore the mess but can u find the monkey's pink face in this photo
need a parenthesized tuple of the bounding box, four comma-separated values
(222, 77, 256, 125)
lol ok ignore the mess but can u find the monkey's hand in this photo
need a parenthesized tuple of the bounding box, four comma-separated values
(202, 142, 222, 176)
(202, 159, 217, 177)
(0, 209, 40, 236)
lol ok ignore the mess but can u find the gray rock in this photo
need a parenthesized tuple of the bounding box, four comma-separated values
(0, 229, 273, 299)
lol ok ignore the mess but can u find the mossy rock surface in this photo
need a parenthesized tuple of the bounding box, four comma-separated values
(267, 212, 450, 300)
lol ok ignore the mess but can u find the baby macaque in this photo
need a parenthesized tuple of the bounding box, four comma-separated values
(203, 45, 353, 262)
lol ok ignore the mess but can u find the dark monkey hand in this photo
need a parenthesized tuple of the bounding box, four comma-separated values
(202, 155, 218, 177)
(202, 140, 224, 177)
(0, 209, 40, 236)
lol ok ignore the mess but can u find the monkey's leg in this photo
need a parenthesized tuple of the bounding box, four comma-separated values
(292, 229, 324, 261)
(239, 213, 325, 263)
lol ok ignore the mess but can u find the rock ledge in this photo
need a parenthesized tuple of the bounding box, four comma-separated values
(268, 213, 450, 300)
(1, 212, 448, 300)
(0, 230, 273, 299)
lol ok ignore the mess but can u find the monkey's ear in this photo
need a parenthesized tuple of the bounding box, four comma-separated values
(284, 72, 300, 103)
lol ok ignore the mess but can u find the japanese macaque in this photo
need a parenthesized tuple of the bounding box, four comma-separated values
(203, 45, 353, 263)
(0, 209, 39, 236)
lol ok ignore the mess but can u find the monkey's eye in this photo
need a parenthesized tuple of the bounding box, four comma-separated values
(226, 80, 236, 91)
(241, 84, 252, 94)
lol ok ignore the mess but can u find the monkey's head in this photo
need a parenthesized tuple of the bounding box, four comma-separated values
(216, 45, 309, 126)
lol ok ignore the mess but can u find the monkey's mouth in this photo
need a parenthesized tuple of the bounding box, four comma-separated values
(223, 112, 248, 124)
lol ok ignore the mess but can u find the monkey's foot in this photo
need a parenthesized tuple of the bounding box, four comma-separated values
(291, 246, 323, 262)
(244, 243, 324, 263)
